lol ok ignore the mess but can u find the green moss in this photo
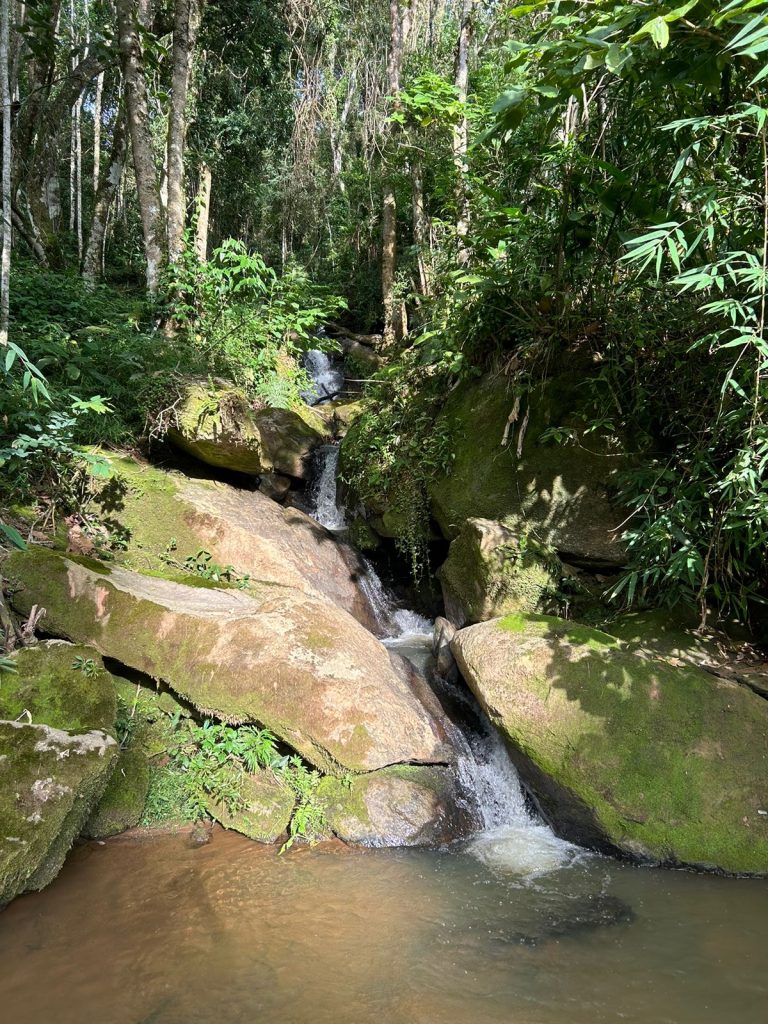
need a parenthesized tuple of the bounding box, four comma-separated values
(456, 612, 768, 874)
(84, 746, 150, 839)
(439, 519, 561, 624)
(0, 643, 117, 735)
(0, 721, 118, 904)
(427, 373, 624, 565)
(206, 771, 296, 843)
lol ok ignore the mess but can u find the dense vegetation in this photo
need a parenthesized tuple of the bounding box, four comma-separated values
(1, 0, 767, 629)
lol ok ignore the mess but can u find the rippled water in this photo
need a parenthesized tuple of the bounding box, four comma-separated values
(1, 829, 766, 1024)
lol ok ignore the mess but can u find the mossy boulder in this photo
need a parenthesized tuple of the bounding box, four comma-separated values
(0, 720, 117, 905)
(0, 642, 117, 735)
(206, 771, 295, 843)
(7, 548, 454, 776)
(451, 613, 768, 874)
(166, 380, 328, 478)
(83, 746, 150, 839)
(317, 765, 470, 847)
(428, 373, 625, 565)
(88, 452, 380, 633)
(438, 518, 561, 626)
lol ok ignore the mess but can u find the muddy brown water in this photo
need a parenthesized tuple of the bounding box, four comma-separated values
(0, 828, 766, 1024)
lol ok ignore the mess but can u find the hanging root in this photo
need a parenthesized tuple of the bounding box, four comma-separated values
(501, 396, 520, 446)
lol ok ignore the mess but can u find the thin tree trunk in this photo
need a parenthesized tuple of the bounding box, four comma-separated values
(411, 159, 431, 295)
(83, 103, 128, 288)
(167, 0, 200, 262)
(453, 0, 473, 264)
(0, 0, 11, 345)
(116, 0, 165, 294)
(382, 0, 404, 347)
(193, 161, 211, 260)
(92, 71, 104, 192)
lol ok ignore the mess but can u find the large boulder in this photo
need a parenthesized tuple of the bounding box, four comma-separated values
(0, 641, 117, 735)
(83, 747, 151, 839)
(0, 720, 117, 905)
(90, 452, 380, 633)
(452, 612, 768, 875)
(438, 518, 561, 627)
(7, 548, 454, 776)
(317, 765, 470, 847)
(428, 373, 625, 565)
(166, 380, 328, 478)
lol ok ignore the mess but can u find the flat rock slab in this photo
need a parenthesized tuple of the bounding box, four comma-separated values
(94, 453, 379, 634)
(8, 548, 453, 776)
(452, 612, 768, 875)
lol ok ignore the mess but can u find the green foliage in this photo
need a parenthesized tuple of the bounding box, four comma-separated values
(71, 656, 98, 678)
(159, 542, 251, 590)
(167, 719, 325, 845)
(341, 351, 454, 578)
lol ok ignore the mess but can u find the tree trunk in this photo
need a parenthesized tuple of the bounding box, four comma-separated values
(167, 0, 200, 262)
(116, 0, 165, 294)
(453, 0, 473, 264)
(0, 0, 11, 345)
(92, 71, 104, 192)
(83, 103, 128, 288)
(411, 159, 431, 296)
(381, 0, 404, 348)
(193, 161, 211, 260)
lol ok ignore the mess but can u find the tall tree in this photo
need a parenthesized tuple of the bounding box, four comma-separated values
(166, 0, 201, 263)
(382, 0, 405, 347)
(82, 102, 128, 287)
(452, 0, 473, 263)
(0, 0, 11, 345)
(116, 0, 165, 293)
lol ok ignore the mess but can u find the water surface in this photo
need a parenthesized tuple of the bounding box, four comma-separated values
(1, 829, 766, 1024)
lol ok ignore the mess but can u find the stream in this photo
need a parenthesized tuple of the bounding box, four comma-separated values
(0, 349, 765, 1023)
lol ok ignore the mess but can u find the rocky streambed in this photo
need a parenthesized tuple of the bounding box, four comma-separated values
(2, 355, 768, 913)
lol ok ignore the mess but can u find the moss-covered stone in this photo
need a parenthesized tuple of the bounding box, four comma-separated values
(0, 720, 118, 905)
(0, 642, 117, 736)
(206, 771, 295, 843)
(317, 765, 470, 847)
(438, 518, 561, 626)
(7, 547, 454, 776)
(83, 746, 150, 839)
(428, 372, 625, 565)
(166, 380, 328, 478)
(603, 609, 731, 667)
(452, 612, 768, 875)
(83, 451, 381, 633)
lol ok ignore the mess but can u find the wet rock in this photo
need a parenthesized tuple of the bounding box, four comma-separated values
(0, 720, 118, 905)
(8, 548, 455, 777)
(258, 472, 292, 502)
(87, 452, 380, 633)
(189, 822, 211, 846)
(205, 771, 295, 844)
(493, 893, 635, 947)
(428, 371, 626, 565)
(438, 518, 561, 627)
(166, 380, 328, 478)
(433, 617, 458, 680)
(317, 765, 470, 847)
(452, 612, 768, 875)
(84, 747, 151, 839)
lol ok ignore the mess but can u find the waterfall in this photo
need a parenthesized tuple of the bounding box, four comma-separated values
(302, 349, 345, 405)
(311, 445, 347, 532)
(302, 347, 581, 875)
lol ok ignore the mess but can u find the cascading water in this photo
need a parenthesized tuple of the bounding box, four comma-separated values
(303, 346, 580, 877)
(302, 349, 345, 405)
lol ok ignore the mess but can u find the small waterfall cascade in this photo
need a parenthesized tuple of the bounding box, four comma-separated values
(311, 445, 347, 532)
(302, 349, 345, 405)
(302, 345, 580, 875)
